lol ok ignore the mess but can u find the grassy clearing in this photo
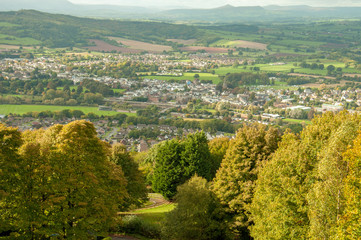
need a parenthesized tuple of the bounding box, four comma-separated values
(0, 34, 41, 46)
(276, 39, 325, 47)
(113, 88, 127, 93)
(125, 193, 176, 226)
(0, 22, 19, 27)
(0, 104, 136, 116)
(283, 118, 312, 125)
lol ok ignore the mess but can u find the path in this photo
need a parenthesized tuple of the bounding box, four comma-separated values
(111, 193, 171, 240)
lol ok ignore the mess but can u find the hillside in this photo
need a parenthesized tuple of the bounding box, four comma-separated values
(0, 10, 201, 48)
(158, 5, 361, 22)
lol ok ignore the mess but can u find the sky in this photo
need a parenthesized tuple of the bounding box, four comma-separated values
(69, 0, 361, 8)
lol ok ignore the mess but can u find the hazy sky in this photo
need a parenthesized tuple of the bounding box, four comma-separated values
(69, 0, 361, 8)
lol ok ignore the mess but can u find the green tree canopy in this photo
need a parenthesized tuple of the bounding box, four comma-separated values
(162, 175, 229, 240)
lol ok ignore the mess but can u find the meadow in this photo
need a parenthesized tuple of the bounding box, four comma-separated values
(0, 33, 41, 46)
(283, 118, 312, 125)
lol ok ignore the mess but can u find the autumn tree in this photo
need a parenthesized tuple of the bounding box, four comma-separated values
(307, 120, 360, 239)
(212, 123, 280, 237)
(250, 111, 361, 239)
(208, 137, 230, 178)
(162, 175, 229, 240)
(0, 124, 23, 236)
(0, 121, 129, 239)
(338, 133, 361, 239)
(250, 133, 310, 239)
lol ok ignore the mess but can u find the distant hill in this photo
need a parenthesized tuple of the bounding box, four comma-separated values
(1, 0, 157, 18)
(157, 5, 361, 22)
(158, 6, 268, 22)
(2, 1, 361, 22)
(0, 10, 201, 48)
(2, 0, 74, 11)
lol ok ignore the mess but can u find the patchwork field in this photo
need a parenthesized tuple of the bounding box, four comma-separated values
(180, 46, 230, 53)
(109, 37, 172, 53)
(0, 44, 34, 50)
(225, 40, 268, 50)
(167, 38, 197, 45)
(0, 34, 41, 46)
(85, 39, 141, 53)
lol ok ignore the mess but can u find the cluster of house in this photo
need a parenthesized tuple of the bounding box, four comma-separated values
(0, 115, 227, 151)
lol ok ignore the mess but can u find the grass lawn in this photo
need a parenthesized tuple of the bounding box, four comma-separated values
(284, 118, 312, 125)
(0, 104, 136, 116)
(124, 193, 176, 226)
(113, 88, 127, 93)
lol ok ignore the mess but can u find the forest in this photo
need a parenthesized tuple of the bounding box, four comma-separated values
(2, 111, 361, 239)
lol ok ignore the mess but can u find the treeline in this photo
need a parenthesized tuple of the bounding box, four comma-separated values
(0, 78, 117, 106)
(222, 72, 271, 90)
(0, 78, 114, 97)
(0, 77, 72, 95)
(6, 106, 237, 135)
(0, 120, 147, 238)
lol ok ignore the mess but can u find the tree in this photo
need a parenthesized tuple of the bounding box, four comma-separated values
(110, 144, 148, 209)
(327, 64, 335, 75)
(250, 111, 361, 240)
(208, 137, 230, 178)
(212, 123, 280, 237)
(0, 124, 23, 236)
(0, 121, 128, 238)
(308, 119, 361, 239)
(152, 139, 184, 199)
(338, 133, 361, 239)
(180, 131, 213, 181)
(251, 133, 313, 239)
(162, 176, 229, 240)
(152, 132, 214, 199)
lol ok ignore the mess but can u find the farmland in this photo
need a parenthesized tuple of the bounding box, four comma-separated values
(180, 46, 230, 53)
(167, 38, 197, 45)
(85, 39, 142, 53)
(213, 39, 268, 50)
(109, 37, 172, 53)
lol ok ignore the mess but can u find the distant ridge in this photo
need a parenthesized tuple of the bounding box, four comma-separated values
(1, 1, 361, 22)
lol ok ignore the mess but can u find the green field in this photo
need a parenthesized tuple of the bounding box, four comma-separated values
(113, 88, 127, 93)
(284, 118, 312, 125)
(0, 33, 41, 46)
(0, 22, 19, 27)
(0, 104, 136, 116)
